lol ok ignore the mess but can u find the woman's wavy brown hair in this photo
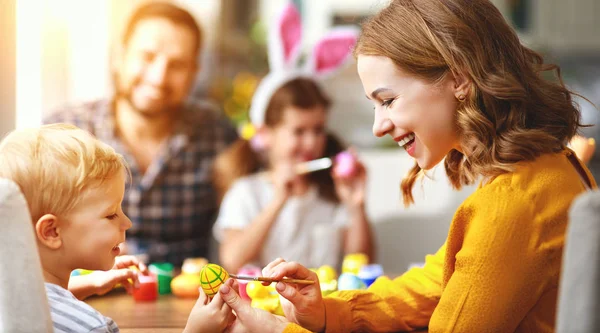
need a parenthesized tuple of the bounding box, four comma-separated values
(213, 78, 346, 204)
(355, 0, 585, 205)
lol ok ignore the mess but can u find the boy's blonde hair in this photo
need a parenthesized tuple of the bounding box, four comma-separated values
(0, 123, 129, 222)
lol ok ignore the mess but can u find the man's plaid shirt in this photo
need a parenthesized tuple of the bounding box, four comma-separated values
(44, 99, 237, 265)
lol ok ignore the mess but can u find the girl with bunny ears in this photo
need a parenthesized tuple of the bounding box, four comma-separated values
(212, 2, 374, 273)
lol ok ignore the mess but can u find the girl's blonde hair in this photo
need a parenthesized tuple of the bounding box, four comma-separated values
(0, 123, 129, 222)
(355, 0, 584, 205)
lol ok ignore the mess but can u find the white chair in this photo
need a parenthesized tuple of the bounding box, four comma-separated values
(557, 190, 600, 333)
(0, 178, 53, 332)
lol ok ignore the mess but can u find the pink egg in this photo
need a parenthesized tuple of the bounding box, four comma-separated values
(334, 151, 356, 178)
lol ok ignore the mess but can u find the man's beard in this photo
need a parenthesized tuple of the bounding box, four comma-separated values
(114, 75, 180, 119)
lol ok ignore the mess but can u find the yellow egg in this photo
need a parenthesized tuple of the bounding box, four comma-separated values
(171, 274, 200, 298)
(317, 265, 338, 282)
(342, 253, 369, 275)
(320, 279, 338, 296)
(200, 264, 230, 297)
(181, 258, 208, 275)
(245, 281, 271, 299)
(252, 298, 283, 315)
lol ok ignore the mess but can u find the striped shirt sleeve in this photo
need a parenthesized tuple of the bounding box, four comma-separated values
(45, 283, 119, 333)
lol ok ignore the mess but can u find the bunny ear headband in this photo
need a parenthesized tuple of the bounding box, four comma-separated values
(247, 1, 360, 129)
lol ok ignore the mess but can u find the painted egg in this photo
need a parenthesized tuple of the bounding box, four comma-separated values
(338, 273, 367, 291)
(200, 263, 230, 297)
(334, 151, 356, 178)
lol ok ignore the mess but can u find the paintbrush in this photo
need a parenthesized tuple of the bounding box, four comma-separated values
(230, 274, 315, 285)
(295, 157, 332, 175)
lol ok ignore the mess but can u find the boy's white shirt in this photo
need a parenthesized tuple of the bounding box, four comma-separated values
(213, 173, 349, 269)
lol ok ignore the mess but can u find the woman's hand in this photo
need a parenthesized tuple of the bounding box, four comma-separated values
(218, 278, 289, 333)
(261, 258, 326, 332)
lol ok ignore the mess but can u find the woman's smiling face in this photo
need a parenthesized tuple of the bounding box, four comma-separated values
(357, 55, 463, 170)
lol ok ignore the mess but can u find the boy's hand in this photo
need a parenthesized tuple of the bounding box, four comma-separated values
(68, 255, 149, 300)
(97, 253, 150, 294)
(101, 255, 149, 295)
(184, 286, 236, 333)
(88, 269, 139, 296)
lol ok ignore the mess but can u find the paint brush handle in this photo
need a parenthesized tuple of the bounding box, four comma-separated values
(230, 274, 315, 285)
(295, 157, 332, 174)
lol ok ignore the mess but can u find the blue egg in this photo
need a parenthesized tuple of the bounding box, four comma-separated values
(358, 264, 384, 287)
(338, 273, 367, 290)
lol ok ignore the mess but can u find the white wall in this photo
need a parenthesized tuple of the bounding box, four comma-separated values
(15, 0, 221, 127)
(15, 0, 110, 128)
(359, 149, 477, 272)
(0, 0, 16, 138)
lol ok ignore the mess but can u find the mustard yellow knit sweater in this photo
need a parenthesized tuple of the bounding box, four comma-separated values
(284, 150, 595, 333)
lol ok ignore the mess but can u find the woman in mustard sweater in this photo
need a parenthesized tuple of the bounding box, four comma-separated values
(216, 0, 596, 332)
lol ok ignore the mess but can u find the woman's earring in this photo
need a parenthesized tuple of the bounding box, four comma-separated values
(457, 94, 466, 102)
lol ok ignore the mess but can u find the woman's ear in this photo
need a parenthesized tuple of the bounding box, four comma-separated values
(452, 71, 472, 100)
(35, 214, 63, 250)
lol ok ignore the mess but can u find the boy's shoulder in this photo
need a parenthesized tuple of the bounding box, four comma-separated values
(45, 283, 119, 333)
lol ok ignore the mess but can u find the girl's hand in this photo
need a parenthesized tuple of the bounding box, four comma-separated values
(333, 151, 367, 209)
(272, 162, 298, 201)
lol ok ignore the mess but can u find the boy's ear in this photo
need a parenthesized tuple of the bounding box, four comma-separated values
(35, 214, 63, 250)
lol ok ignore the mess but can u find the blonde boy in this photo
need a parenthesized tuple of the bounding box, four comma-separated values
(0, 124, 136, 332)
(0, 124, 235, 333)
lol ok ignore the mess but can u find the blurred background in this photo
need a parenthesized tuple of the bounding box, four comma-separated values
(1, 0, 598, 273)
